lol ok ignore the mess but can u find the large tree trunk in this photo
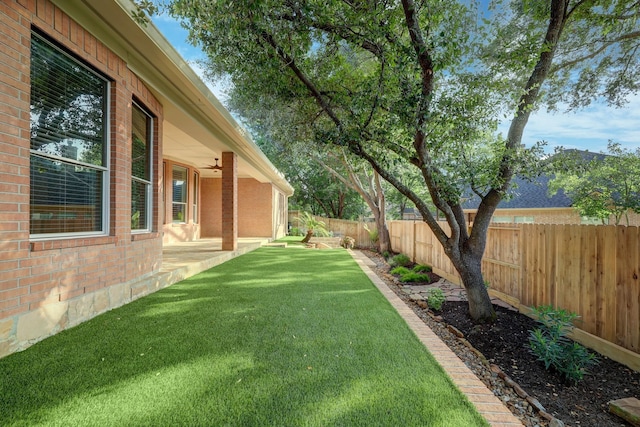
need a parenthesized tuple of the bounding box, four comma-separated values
(377, 219, 391, 253)
(450, 250, 495, 322)
(374, 171, 390, 253)
(370, 208, 391, 253)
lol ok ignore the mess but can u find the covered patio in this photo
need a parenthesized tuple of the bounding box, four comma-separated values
(127, 238, 272, 299)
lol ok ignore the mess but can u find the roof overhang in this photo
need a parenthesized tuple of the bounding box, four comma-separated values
(51, 0, 294, 196)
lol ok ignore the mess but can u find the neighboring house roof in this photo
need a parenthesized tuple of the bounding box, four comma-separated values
(52, 0, 293, 196)
(461, 149, 607, 210)
(461, 175, 573, 209)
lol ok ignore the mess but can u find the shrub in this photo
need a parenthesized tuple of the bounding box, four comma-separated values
(295, 212, 330, 243)
(427, 288, 446, 311)
(413, 264, 432, 273)
(289, 227, 303, 236)
(390, 266, 411, 276)
(400, 272, 430, 283)
(528, 305, 598, 383)
(363, 223, 379, 246)
(340, 236, 355, 249)
(382, 250, 390, 259)
(389, 253, 411, 267)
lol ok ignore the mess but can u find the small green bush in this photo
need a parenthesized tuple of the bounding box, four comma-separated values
(364, 223, 379, 246)
(289, 227, 303, 236)
(427, 288, 446, 311)
(528, 305, 598, 383)
(413, 264, 432, 273)
(382, 250, 390, 259)
(390, 266, 411, 276)
(389, 253, 411, 267)
(399, 272, 430, 283)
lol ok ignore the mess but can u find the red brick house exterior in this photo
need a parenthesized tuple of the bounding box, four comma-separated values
(0, 0, 293, 358)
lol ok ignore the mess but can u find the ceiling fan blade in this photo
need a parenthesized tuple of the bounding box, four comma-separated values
(203, 158, 223, 171)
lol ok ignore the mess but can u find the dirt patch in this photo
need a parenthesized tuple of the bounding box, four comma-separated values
(361, 250, 640, 427)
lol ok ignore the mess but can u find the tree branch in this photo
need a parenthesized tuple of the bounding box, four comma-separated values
(473, 0, 571, 255)
(552, 31, 640, 73)
(256, 28, 345, 131)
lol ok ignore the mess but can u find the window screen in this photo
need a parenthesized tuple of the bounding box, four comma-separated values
(172, 166, 188, 223)
(192, 172, 198, 223)
(131, 102, 152, 231)
(29, 32, 109, 236)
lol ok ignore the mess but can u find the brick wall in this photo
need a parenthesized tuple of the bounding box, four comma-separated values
(200, 177, 276, 238)
(0, 0, 163, 357)
(238, 179, 273, 237)
(161, 159, 200, 245)
(200, 177, 222, 237)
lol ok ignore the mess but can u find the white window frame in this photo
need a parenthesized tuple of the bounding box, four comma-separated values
(192, 171, 199, 224)
(131, 101, 153, 233)
(172, 165, 188, 224)
(29, 32, 110, 240)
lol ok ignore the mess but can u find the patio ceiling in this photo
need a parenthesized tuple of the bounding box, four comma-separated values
(52, 0, 294, 195)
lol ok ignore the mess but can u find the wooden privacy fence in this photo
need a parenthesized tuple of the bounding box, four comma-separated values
(288, 212, 375, 248)
(388, 220, 640, 359)
(318, 217, 376, 248)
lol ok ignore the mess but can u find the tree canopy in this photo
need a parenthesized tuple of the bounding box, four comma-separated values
(137, 0, 640, 322)
(249, 128, 366, 219)
(550, 143, 640, 225)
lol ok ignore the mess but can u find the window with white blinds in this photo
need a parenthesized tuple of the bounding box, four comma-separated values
(192, 172, 199, 223)
(29, 32, 109, 237)
(172, 166, 188, 223)
(131, 102, 152, 231)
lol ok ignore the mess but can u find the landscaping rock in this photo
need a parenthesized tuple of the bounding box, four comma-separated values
(548, 418, 565, 427)
(609, 397, 640, 426)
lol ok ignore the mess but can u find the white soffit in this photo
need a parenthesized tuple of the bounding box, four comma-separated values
(51, 0, 293, 195)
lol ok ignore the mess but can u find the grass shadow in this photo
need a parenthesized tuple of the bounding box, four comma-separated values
(0, 248, 487, 426)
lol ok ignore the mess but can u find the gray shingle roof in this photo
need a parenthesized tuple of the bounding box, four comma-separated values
(461, 150, 607, 210)
(461, 175, 573, 209)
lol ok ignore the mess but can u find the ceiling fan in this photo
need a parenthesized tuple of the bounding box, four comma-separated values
(203, 158, 223, 172)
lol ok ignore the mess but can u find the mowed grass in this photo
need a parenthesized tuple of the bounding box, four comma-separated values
(0, 248, 488, 426)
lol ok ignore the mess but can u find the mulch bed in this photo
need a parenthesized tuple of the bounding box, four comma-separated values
(361, 250, 640, 427)
(441, 302, 639, 427)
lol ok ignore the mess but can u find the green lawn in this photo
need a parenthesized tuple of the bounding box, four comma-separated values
(0, 248, 488, 426)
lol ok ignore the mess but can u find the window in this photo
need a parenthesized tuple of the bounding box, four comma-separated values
(581, 216, 608, 225)
(131, 102, 153, 231)
(192, 172, 199, 223)
(29, 32, 109, 237)
(172, 166, 188, 223)
(514, 216, 534, 224)
(491, 216, 513, 223)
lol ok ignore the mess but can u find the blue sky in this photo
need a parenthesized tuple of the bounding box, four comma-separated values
(152, 15, 639, 154)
